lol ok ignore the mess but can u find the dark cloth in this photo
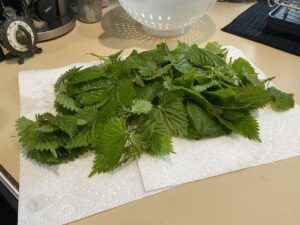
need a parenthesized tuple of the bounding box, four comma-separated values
(222, 1, 300, 56)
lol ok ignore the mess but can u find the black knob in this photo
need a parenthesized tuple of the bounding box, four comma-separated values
(17, 25, 33, 50)
(16, 29, 29, 45)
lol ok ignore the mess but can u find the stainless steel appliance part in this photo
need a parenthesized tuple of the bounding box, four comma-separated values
(28, 0, 76, 41)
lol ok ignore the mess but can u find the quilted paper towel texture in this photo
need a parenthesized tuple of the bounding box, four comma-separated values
(18, 62, 163, 225)
(137, 46, 300, 191)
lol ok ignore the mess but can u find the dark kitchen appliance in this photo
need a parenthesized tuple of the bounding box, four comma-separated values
(266, 0, 300, 38)
(0, 2, 42, 64)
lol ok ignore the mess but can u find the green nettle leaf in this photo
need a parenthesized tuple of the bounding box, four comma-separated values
(194, 80, 221, 93)
(75, 90, 109, 106)
(232, 58, 262, 87)
(55, 93, 79, 111)
(174, 73, 195, 88)
(16, 41, 296, 176)
(186, 102, 227, 139)
(134, 74, 145, 87)
(89, 154, 109, 177)
(28, 147, 88, 165)
(234, 87, 271, 109)
(114, 79, 135, 106)
(77, 119, 88, 126)
(69, 66, 104, 85)
(173, 58, 198, 74)
(188, 44, 226, 67)
(206, 88, 236, 106)
(152, 64, 173, 80)
(131, 99, 153, 115)
(16, 117, 35, 135)
(135, 82, 163, 101)
(37, 113, 77, 137)
(51, 115, 78, 137)
(155, 42, 170, 55)
(67, 79, 113, 96)
(267, 86, 295, 111)
(138, 61, 158, 78)
(173, 41, 190, 55)
(149, 133, 173, 155)
(152, 92, 188, 137)
(217, 110, 261, 142)
(54, 67, 81, 94)
(93, 117, 128, 174)
(142, 119, 173, 155)
(179, 87, 212, 110)
(138, 62, 173, 81)
(206, 87, 271, 110)
(65, 126, 91, 149)
(17, 118, 37, 148)
(17, 117, 61, 158)
(108, 49, 123, 62)
(27, 131, 59, 157)
(76, 107, 99, 124)
(128, 132, 149, 157)
(100, 60, 129, 79)
(205, 42, 228, 59)
(33, 133, 60, 157)
(35, 124, 58, 133)
(232, 57, 255, 75)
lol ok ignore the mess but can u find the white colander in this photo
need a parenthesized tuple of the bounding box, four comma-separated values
(118, 0, 217, 37)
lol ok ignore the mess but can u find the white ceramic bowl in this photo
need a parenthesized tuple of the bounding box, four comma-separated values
(118, 0, 217, 37)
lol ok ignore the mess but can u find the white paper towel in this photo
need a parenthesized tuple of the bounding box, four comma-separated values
(137, 47, 300, 191)
(17, 47, 300, 225)
(18, 62, 165, 225)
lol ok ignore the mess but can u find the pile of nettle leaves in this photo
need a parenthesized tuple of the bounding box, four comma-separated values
(17, 42, 294, 176)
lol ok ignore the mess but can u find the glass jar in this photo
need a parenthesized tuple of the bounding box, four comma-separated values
(77, 0, 102, 23)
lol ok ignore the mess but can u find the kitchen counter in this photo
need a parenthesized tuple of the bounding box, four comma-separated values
(1, 1, 300, 224)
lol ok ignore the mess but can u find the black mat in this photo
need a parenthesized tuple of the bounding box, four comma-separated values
(222, 1, 300, 56)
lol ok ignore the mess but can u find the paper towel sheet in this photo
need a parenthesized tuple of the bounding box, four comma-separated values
(18, 62, 164, 225)
(137, 47, 300, 191)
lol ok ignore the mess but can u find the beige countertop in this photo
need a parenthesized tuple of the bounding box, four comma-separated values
(1, 1, 300, 224)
